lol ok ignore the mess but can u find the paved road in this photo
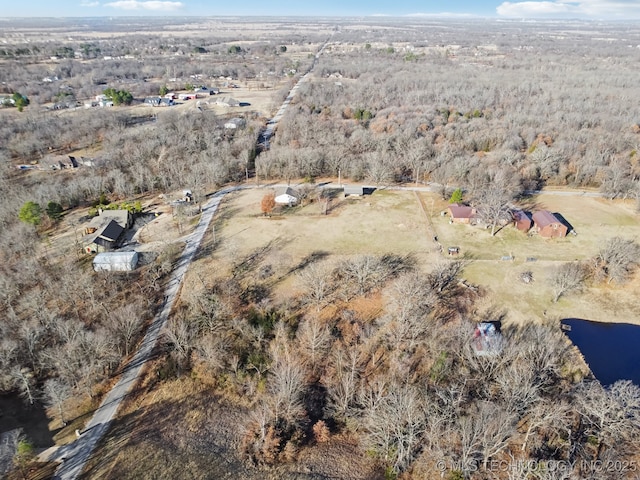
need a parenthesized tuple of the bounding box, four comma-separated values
(258, 37, 330, 149)
(51, 188, 235, 480)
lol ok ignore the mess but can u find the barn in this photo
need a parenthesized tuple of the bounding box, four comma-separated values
(532, 210, 568, 238)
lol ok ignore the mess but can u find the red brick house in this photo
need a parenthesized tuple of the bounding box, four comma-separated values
(448, 203, 476, 224)
(532, 210, 568, 238)
(511, 209, 532, 233)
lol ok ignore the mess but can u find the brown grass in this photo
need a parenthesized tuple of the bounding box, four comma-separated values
(82, 373, 382, 480)
(194, 188, 640, 326)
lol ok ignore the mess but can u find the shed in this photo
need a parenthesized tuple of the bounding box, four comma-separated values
(275, 187, 300, 205)
(448, 203, 476, 224)
(511, 209, 532, 233)
(93, 251, 139, 272)
(343, 185, 376, 197)
(532, 210, 568, 238)
(344, 185, 364, 197)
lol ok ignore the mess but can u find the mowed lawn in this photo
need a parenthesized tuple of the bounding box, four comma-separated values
(190, 187, 640, 326)
(211, 187, 435, 262)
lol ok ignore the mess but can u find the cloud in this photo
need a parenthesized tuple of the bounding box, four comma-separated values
(80, 0, 100, 6)
(497, 0, 640, 18)
(104, 0, 184, 11)
(406, 12, 480, 17)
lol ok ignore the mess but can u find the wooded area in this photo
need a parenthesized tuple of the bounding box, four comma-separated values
(1, 16, 640, 479)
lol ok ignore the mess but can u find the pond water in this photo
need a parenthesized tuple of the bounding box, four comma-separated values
(562, 318, 640, 386)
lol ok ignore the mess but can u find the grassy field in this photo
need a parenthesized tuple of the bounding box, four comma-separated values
(189, 187, 640, 326)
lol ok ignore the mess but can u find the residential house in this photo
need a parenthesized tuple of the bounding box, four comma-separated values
(448, 203, 477, 224)
(83, 210, 133, 253)
(532, 210, 568, 238)
(511, 209, 532, 233)
(472, 322, 504, 356)
(275, 187, 300, 206)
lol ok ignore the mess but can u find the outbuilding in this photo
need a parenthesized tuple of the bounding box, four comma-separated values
(93, 251, 139, 272)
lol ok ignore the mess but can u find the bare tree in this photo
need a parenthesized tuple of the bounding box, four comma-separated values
(339, 254, 385, 296)
(495, 360, 541, 415)
(520, 400, 571, 453)
(362, 383, 426, 473)
(576, 380, 640, 457)
(324, 344, 361, 422)
(162, 315, 198, 371)
(194, 332, 229, 374)
(550, 261, 587, 302)
(42, 377, 73, 426)
(107, 304, 143, 356)
(427, 259, 467, 293)
(477, 401, 517, 470)
(296, 316, 332, 375)
(268, 336, 307, 428)
(10, 366, 35, 405)
(473, 168, 521, 236)
(297, 262, 332, 309)
(593, 237, 640, 284)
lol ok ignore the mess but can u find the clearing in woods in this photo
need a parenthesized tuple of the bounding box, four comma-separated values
(188, 186, 640, 326)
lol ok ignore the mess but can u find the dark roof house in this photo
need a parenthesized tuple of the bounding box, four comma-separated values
(83, 209, 133, 253)
(532, 210, 568, 238)
(85, 219, 124, 253)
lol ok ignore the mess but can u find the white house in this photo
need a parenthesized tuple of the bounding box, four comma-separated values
(275, 187, 300, 206)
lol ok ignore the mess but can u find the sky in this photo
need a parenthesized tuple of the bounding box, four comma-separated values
(4, 0, 640, 19)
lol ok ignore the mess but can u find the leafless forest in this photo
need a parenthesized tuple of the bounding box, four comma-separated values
(1, 17, 640, 479)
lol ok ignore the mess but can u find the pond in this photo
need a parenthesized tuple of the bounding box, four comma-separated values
(562, 318, 640, 386)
